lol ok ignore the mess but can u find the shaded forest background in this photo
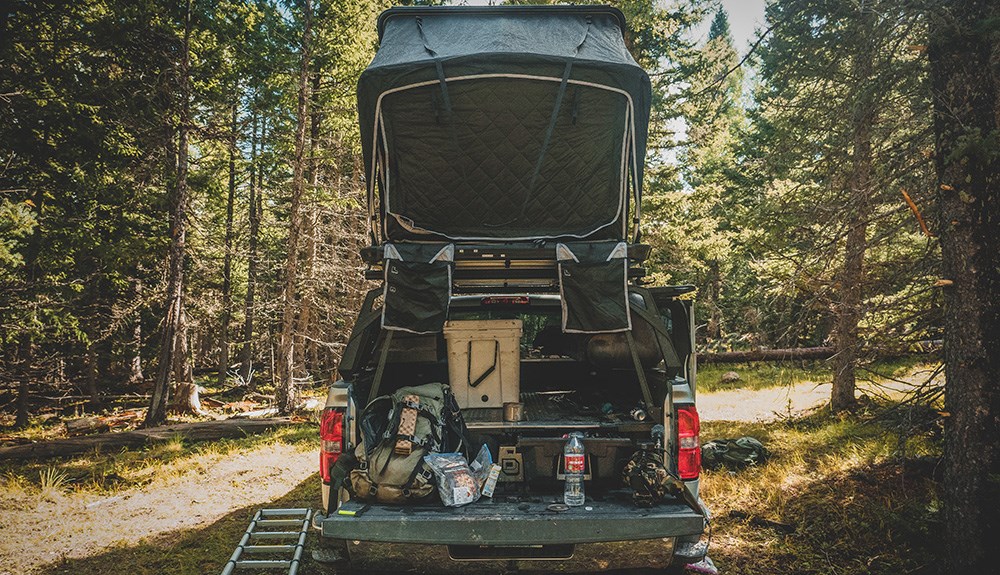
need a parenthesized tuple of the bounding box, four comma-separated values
(2, 0, 998, 571)
(0, 0, 950, 418)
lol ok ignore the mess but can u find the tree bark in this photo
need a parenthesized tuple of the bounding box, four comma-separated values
(146, 0, 193, 427)
(171, 382, 204, 415)
(218, 100, 238, 386)
(706, 260, 722, 340)
(240, 112, 262, 387)
(276, 0, 313, 414)
(14, 343, 30, 429)
(831, 20, 875, 413)
(85, 342, 101, 409)
(127, 279, 144, 386)
(171, 305, 196, 413)
(929, 1, 1000, 571)
(296, 70, 323, 380)
(240, 111, 260, 387)
(13, 135, 48, 429)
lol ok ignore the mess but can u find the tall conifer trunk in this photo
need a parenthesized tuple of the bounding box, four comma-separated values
(831, 14, 875, 413)
(929, 0, 1000, 570)
(127, 278, 145, 386)
(277, 0, 312, 413)
(240, 111, 261, 386)
(219, 100, 238, 386)
(296, 70, 322, 379)
(147, 0, 193, 427)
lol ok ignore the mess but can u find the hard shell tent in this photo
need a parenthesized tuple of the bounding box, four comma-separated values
(358, 5, 651, 243)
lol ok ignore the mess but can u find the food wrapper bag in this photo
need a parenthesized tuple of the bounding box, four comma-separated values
(423, 452, 480, 507)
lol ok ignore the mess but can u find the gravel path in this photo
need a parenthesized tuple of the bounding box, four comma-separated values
(0, 442, 317, 574)
(698, 366, 942, 422)
(698, 381, 832, 422)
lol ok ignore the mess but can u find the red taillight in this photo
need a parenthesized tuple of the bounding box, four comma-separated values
(320, 408, 344, 484)
(677, 406, 701, 480)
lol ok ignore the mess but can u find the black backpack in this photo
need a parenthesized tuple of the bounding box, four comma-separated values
(701, 437, 769, 471)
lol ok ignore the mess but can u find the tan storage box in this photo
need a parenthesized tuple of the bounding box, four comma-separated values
(443, 319, 522, 409)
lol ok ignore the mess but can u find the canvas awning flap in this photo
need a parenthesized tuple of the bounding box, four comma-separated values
(556, 241, 631, 333)
(382, 243, 454, 334)
(358, 6, 651, 243)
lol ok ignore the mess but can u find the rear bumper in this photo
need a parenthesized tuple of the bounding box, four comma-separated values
(319, 498, 705, 545)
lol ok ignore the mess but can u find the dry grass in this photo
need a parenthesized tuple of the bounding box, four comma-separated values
(37, 466, 68, 502)
(1, 368, 946, 575)
(0, 424, 321, 575)
(697, 356, 932, 393)
(702, 405, 943, 575)
(0, 423, 318, 496)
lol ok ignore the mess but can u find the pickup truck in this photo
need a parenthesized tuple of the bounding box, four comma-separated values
(314, 5, 710, 573)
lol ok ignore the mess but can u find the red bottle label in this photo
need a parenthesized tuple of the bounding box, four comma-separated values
(565, 454, 585, 474)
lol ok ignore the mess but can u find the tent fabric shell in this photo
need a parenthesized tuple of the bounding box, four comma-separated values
(358, 6, 652, 243)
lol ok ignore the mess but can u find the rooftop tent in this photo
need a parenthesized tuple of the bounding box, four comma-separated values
(358, 5, 651, 243)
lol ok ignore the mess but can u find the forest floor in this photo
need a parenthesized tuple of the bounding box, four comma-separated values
(697, 359, 942, 422)
(0, 361, 944, 575)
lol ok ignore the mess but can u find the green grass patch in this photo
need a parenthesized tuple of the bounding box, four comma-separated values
(697, 355, 936, 393)
(702, 407, 943, 575)
(697, 361, 832, 393)
(0, 423, 318, 496)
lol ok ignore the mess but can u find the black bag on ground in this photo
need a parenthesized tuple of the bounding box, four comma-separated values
(350, 382, 472, 504)
(701, 437, 769, 471)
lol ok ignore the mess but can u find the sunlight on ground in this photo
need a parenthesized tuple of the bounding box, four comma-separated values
(0, 428, 319, 575)
(698, 361, 942, 422)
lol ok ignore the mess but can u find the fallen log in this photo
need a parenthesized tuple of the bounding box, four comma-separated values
(0, 418, 301, 461)
(65, 416, 110, 436)
(698, 347, 835, 364)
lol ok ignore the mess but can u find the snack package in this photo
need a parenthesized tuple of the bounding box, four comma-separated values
(467, 444, 500, 498)
(469, 444, 493, 485)
(423, 452, 480, 507)
(481, 464, 501, 498)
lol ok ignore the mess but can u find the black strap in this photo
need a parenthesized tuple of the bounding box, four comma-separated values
(627, 300, 683, 370)
(416, 17, 472, 201)
(525, 17, 591, 209)
(626, 330, 656, 415)
(402, 459, 428, 491)
(467, 340, 499, 388)
(491, 17, 592, 227)
(368, 330, 394, 405)
(378, 451, 393, 476)
(524, 60, 573, 202)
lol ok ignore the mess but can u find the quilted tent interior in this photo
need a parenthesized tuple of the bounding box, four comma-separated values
(358, 5, 652, 243)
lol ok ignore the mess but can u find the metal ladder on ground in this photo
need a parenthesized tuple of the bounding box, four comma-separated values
(221, 508, 313, 575)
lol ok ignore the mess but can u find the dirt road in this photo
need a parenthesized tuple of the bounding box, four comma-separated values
(698, 366, 942, 422)
(698, 381, 832, 422)
(0, 442, 316, 575)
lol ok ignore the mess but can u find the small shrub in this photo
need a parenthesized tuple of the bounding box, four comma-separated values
(38, 466, 68, 501)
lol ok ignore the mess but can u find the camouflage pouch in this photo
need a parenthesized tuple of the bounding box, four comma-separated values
(621, 448, 679, 507)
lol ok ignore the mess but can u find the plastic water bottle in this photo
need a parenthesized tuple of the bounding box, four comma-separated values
(563, 432, 585, 506)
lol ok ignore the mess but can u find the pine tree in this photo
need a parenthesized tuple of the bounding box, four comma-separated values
(276, 0, 314, 414)
(745, 0, 936, 409)
(928, 0, 1000, 569)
